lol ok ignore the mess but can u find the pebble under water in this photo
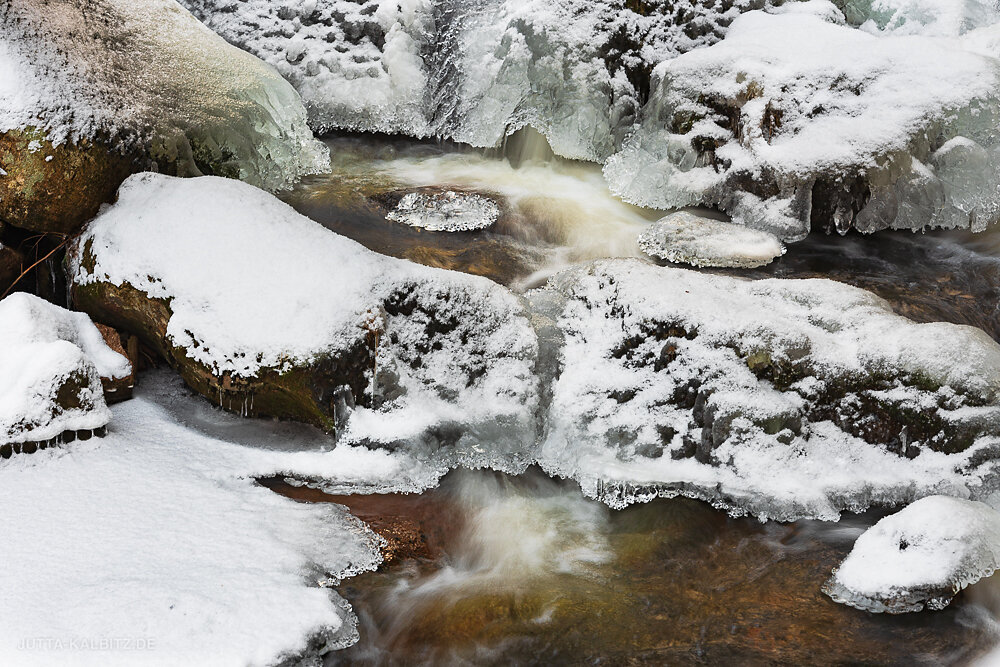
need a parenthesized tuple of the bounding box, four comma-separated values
(277, 132, 1000, 665)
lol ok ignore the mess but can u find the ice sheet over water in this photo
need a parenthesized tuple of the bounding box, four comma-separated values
(0, 370, 386, 666)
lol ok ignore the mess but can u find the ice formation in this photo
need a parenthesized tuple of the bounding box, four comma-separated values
(387, 190, 501, 231)
(834, 0, 1000, 35)
(638, 211, 785, 268)
(530, 259, 1000, 520)
(824, 496, 1000, 613)
(179, 0, 787, 161)
(0, 371, 387, 666)
(605, 2, 1000, 239)
(0, 293, 130, 445)
(70, 173, 538, 469)
(0, 0, 328, 192)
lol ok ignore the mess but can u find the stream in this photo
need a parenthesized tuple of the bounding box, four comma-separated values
(272, 132, 1000, 664)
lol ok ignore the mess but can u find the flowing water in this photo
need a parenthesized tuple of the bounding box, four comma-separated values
(277, 130, 1000, 664)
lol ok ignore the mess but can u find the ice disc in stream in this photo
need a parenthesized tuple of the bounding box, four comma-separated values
(638, 211, 785, 268)
(387, 191, 501, 232)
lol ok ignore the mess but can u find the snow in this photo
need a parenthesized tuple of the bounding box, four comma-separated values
(387, 191, 501, 232)
(836, 0, 1000, 36)
(0, 293, 131, 380)
(604, 1, 1000, 239)
(70, 173, 538, 468)
(0, 0, 328, 192)
(531, 259, 1000, 520)
(637, 211, 785, 268)
(0, 370, 388, 666)
(179, 0, 785, 162)
(824, 496, 1000, 613)
(0, 294, 130, 444)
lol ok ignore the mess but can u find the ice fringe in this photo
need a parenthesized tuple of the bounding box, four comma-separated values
(0, 0, 329, 192)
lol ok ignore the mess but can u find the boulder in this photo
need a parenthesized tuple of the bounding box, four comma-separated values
(824, 496, 1000, 613)
(531, 258, 1000, 520)
(68, 173, 538, 464)
(0, 0, 328, 234)
(0, 292, 131, 453)
(605, 4, 1000, 239)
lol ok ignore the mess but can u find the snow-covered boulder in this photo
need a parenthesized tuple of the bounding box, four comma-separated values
(824, 496, 1000, 613)
(69, 173, 538, 466)
(0, 293, 131, 450)
(531, 259, 1000, 520)
(179, 0, 788, 162)
(0, 0, 328, 234)
(605, 2, 1000, 240)
(638, 211, 785, 268)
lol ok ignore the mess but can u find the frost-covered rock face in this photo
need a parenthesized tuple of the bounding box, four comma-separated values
(604, 3, 1000, 239)
(0, 0, 328, 194)
(0, 293, 130, 447)
(179, 0, 788, 161)
(824, 496, 1000, 613)
(69, 174, 538, 468)
(531, 259, 1000, 520)
(638, 211, 785, 268)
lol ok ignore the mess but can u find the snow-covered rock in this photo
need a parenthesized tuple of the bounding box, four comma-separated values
(0, 371, 387, 666)
(69, 173, 538, 469)
(0, 293, 130, 447)
(179, 0, 788, 162)
(824, 496, 1000, 613)
(531, 259, 1000, 520)
(638, 211, 785, 268)
(0, 0, 328, 199)
(387, 190, 501, 232)
(604, 2, 1000, 239)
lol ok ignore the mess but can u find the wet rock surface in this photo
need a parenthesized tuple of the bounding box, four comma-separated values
(0, 128, 140, 235)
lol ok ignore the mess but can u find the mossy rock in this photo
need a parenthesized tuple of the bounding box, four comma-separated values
(0, 127, 140, 235)
(71, 275, 371, 432)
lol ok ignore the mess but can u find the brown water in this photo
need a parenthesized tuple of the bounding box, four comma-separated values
(268, 470, 1000, 666)
(280, 133, 1000, 665)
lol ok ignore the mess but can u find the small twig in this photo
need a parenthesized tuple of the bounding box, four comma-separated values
(1, 236, 70, 300)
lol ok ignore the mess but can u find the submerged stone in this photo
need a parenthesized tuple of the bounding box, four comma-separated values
(638, 211, 785, 268)
(824, 496, 1000, 613)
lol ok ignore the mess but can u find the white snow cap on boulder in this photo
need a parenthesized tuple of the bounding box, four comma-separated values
(824, 496, 1000, 613)
(0, 0, 329, 191)
(0, 293, 130, 445)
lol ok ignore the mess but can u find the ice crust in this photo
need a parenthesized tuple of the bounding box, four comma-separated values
(179, 0, 786, 162)
(0, 370, 387, 666)
(70, 173, 538, 470)
(0, 0, 328, 192)
(835, 0, 1000, 35)
(605, 2, 1000, 239)
(824, 496, 1000, 613)
(387, 190, 501, 231)
(0, 294, 130, 444)
(531, 259, 1000, 520)
(638, 211, 785, 268)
